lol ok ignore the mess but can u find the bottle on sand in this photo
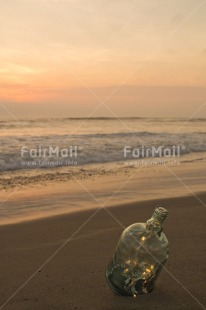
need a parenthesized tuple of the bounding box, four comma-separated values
(105, 206, 169, 297)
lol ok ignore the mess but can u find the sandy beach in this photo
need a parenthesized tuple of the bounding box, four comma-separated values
(0, 122, 206, 310)
(1, 0, 206, 308)
(0, 186, 206, 309)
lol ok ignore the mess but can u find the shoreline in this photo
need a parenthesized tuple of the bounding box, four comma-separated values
(0, 152, 205, 191)
(0, 159, 206, 225)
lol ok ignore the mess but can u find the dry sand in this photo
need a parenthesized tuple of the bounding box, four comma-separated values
(0, 193, 206, 310)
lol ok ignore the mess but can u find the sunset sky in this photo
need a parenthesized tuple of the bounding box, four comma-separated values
(0, 0, 206, 118)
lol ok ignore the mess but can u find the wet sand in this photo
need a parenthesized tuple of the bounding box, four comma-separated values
(1, 159, 206, 225)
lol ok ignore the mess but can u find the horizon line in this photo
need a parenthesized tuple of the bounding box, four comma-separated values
(1, 116, 206, 122)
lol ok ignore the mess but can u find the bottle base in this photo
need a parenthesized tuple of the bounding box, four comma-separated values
(105, 269, 155, 296)
(105, 270, 131, 296)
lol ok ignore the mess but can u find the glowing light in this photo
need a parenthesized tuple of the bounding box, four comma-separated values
(131, 259, 138, 266)
(141, 236, 146, 241)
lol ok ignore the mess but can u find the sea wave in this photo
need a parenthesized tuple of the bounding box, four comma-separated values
(0, 130, 206, 172)
(0, 117, 206, 172)
(1, 116, 206, 129)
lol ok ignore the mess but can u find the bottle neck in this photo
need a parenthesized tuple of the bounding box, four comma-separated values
(146, 206, 168, 233)
(152, 206, 168, 225)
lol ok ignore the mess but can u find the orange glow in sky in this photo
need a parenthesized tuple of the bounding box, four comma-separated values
(0, 0, 206, 118)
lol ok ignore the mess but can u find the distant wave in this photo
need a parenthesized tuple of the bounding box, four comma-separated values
(0, 131, 189, 140)
(1, 116, 206, 127)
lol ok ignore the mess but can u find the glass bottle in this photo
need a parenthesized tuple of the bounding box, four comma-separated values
(105, 206, 169, 297)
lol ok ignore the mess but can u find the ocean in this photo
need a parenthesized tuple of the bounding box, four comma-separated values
(0, 117, 206, 177)
(1, 117, 206, 224)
